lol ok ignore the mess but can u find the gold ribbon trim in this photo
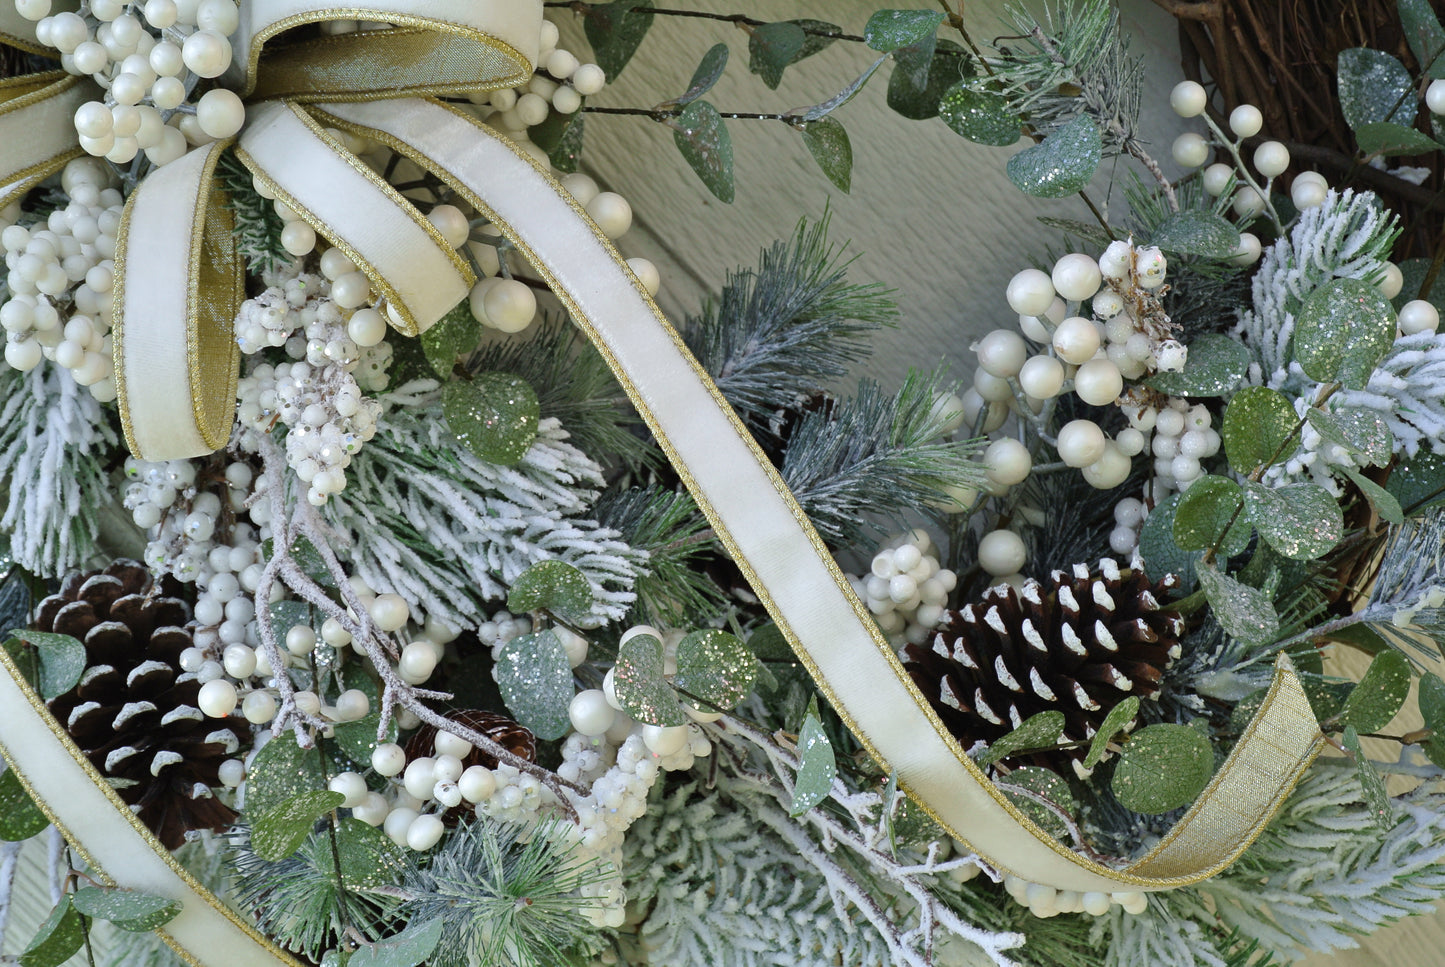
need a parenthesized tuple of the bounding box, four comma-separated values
(0, 72, 94, 209)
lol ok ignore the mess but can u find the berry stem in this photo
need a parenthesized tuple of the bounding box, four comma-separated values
(544, 2, 866, 42)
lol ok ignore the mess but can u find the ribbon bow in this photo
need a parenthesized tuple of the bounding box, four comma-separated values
(0, 4, 1324, 964)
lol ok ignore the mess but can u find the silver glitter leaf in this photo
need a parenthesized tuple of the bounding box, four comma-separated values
(1243, 480, 1344, 560)
(1083, 696, 1140, 769)
(1111, 723, 1214, 815)
(420, 301, 481, 377)
(582, 0, 655, 80)
(976, 710, 1065, 767)
(1340, 649, 1411, 734)
(1355, 121, 1442, 157)
(1146, 332, 1249, 397)
(1173, 474, 1251, 558)
(1150, 209, 1240, 258)
(245, 733, 328, 818)
(799, 117, 853, 192)
(1316, 406, 1393, 467)
(72, 886, 181, 933)
(1222, 385, 1296, 476)
(938, 81, 1020, 146)
(348, 918, 444, 967)
(442, 373, 540, 466)
(496, 630, 574, 740)
(302, 818, 408, 891)
(801, 55, 887, 122)
(864, 9, 944, 53)
(1337, 48, 1417, 130)
(886, 38, 970, 120)
(1293, 277, 1397, 389)
(0, 768, 48, 842)
(21, 895, 84, 967)
(1342, 726, 1394, 830)
(1401, 0, 1445, 79)
(614, 633, 686, 727)
(1385, 449, 1445, 515)
(671, 100, 734, 203)
(1421, 672, 1445, 733)
(1197, 561, 1279, 647)
(252, 790, 346, 863)
(998, 766, 1076, 840)
(507, 560, 594, 625)
(1006, 114, 1101, 199)
(790, 706, 836, 816)
(1341, 467, 1404, 525)
(748, 22, 805, 90)
(672, 629, 759, 711)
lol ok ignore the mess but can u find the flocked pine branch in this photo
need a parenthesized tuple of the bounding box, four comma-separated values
(779, 370, 986, 548)
(322, 396, 645, 629)
(0, 365, 117, 577)
(682, 214, 898, 425)
(215, 150, 291, 275)
(1336, 330, 1445, 457)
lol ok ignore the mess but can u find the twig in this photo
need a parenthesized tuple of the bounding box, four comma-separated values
(0, 840, 22, 953)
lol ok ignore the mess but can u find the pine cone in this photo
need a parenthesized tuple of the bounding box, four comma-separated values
(405, 709, 537, 825)
(38, 560, 241, 849)
(904, 560, 1184, 778)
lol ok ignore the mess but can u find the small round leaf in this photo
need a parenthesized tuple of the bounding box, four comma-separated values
(1112, 723, 1215, 814)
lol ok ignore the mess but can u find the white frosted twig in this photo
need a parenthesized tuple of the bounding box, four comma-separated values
(46, 828, 63, 906)
(0, 839, 23, 952)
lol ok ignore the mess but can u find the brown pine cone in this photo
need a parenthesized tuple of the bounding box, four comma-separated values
(39, 560, 242, 849)
(404, 709, 536, 824)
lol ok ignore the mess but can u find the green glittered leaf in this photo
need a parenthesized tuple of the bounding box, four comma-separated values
(6, 629, 84, 701)
(1198, 561, 1280, 647)
(800, 56, 887, 122)
(999, 767, 1076, 840)
(672, 629, 758, 711)
(799, 117, 853, 192)
(1337, 48, 1417, 129)
(1308, 408, 1394, 467)
(301, 818, 407, 891)
(1111, 723, 1214, 814)
(1355, 121, 1441, 157)
(495, 630, 574, 740)
(613, 632, 686, 727)
(1222, 385, 1298, 476)
(676, 42, 728, 105)
(1293, 278, 1397, 390)
(1083, 696, 1140, 769)
(1136, 493, 1201, 592)
(1342, 466, 1404, 525)
(1145, 333, 1250, 398)
(1342, 726, 1394, 829)
(420, 301, 481, 377)
(443, 373, 540, 465)
(547, 111, 585, 174)
(1150, 209, 1241, 258)
(1173, 475, 1251, 559)
(19, 896, 84, 967)
(671, 100, 734, 203)
(864, 9, 944, 53)
(748, 22, 805, 90)
(245, 733, 329, 819)
(885, 39, 970, 120)
(582, 0, 655, 80)
(791, 705, 836, 816)
(348, 919, 445, 967)
(1340, 649, 1411, 733)
(1386, 449, 1445, 515)
(0, 767, 49, 841)
(72, 887, 181, 932)
(1006, 114, 1101, 198)
(1400, 0, 1445, 77)
(937, 81, 1019, 146)
(786, 20, 843, 65)
(1243, 480, 1344, 560)
(507, 560, 594, 625)
(976, 711, 1066, 767)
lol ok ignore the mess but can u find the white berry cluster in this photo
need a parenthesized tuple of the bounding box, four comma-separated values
(847, 529, 958, 648)
(0, 159, 122, 396)
(467, 19, 604, 152)
(122, 453, 259, 581)
(1003, 874, 1148, 919)
(19, 0, 247, 167)
(1108, 496, 1149, 557)
(1122, 395, 1221, 502)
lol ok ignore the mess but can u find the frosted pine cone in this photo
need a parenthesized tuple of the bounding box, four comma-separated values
(904, 559, 1183, 777)
(38, 560, 242, 849)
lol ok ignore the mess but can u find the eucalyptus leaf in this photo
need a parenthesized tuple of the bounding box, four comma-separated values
(1145, 332, 1249, 397)
(748, 22, 805, 90)
(582, 0, 655, 80)
(1173, 475, 1250, 558)
(1242, 480, 1344, 560)
(864, 9, 944, 53)
(0, 767, 49, 841)
(1309, 407, 1393, 466)
(1, 635, 38, 692)
(613, 632, 686, 727)
(495, 630, 574, 740)
(1221, 386, 1297, 476)
(1400, 0, 1445, 77)
(1111, 723, 1214, 814)
(72, 887, 181, 932)
(1006, 115, 1101, 198)
(1198, 561, 1280, 647)
(506, 560, 594, 624)
(1339, 649, 1411, 733)
(1342, 725, 1393, 829)
(1386, 449, 1445, 515)
(1293, 278, 1397, 389)
(799, 117, 853, 192)
(20, 896, 83, 967)
(790, 708, 836, 816)
(1150, 210, 1240, 258)
(672, 100, 734, 203)
(333, 665, 397, 768)
(443, 374, 540, 465)
(267, 600, 313, 640)
(6, 629, 85, 701)
(1083, 696, 1140, 769)
(885, 39, 970, 119)
(937, 82, 1020, 146)
(786, 20, 843, 65)
(800, 56, 887, 122)
(1420, 672, 1445, 733)
(301, 818, 407, 891)
(546, 111, 585, 174)
(1342, 466, 1404, 525)
(253, 789, 346, 862)
(1136, 493, 1200, 592)
(244, 731, 329, 819)
(999, 767, 1076, 840)
(672, 629, 758, 711)
(977, 711, 1066, 767)
(420, 301, 480, 377)
(1355, 121, 1441, 157)
(1337, 48, 1417, 129)
(677, 43, 728, 105)
(348, 919, 445, 967)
